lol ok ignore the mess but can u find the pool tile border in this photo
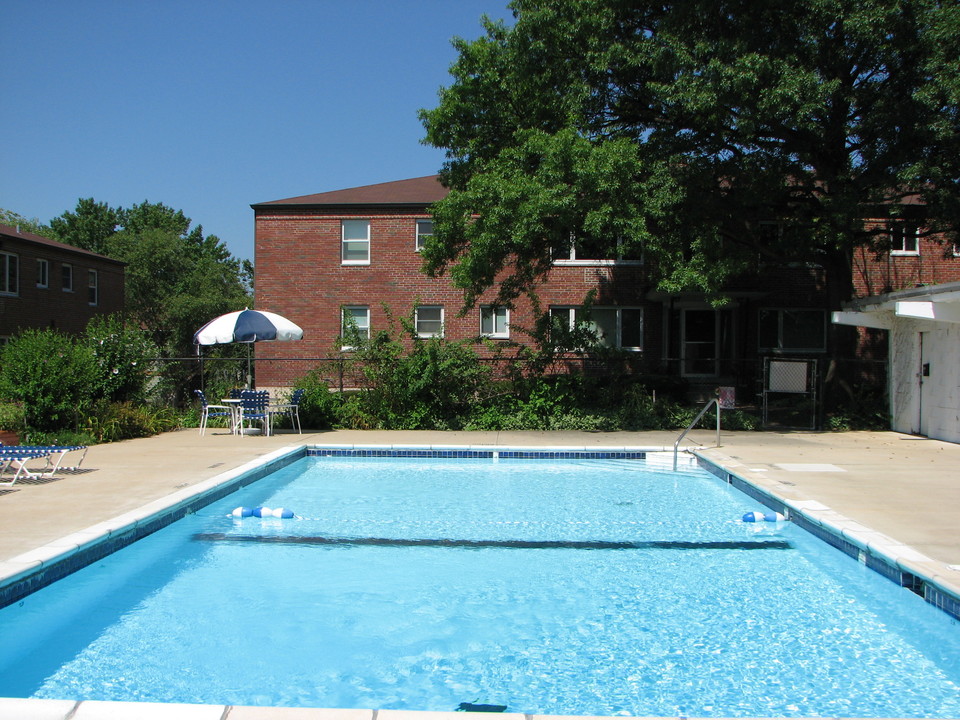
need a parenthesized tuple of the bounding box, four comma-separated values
(306, 446, 650, 460)
(693, 451, 960, 621)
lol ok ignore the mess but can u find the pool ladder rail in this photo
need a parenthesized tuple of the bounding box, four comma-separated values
(673, 397, 721, 470)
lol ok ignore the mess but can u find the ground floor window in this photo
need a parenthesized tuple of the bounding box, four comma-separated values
(758, 308, 827, 352)
(341, 306, 370, 348)
(549, 306, 643, 350)
(415, 305, 444, 338)
(480, 305, 509, 338)
(62, 263, 73, 291)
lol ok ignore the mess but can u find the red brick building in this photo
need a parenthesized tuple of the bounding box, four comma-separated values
(0, 224, 126, 340)
(253, 176, 960, 399)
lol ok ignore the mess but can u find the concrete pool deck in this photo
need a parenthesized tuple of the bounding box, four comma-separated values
(1, 427, 958, 720)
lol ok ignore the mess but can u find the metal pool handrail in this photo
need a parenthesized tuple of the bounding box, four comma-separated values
(673, 398, 721, 470)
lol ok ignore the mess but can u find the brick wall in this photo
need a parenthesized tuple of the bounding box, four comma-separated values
(0, 229, 125, 339)
(853, 228, 960, 297)
(254, 207, 655, 386)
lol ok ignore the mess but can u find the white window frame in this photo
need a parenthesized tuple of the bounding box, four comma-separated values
(553, 236, 643, 266)
(415, 219, 434, 252)
(415, 305, 444, 338)
(890, 224, 919, 256)
(340, 305, 370, 350)
(36, 258, 49, 288)
(341, 219, 370, 265)
(480, 305, 510, 338)
(88, 269, 99, 306)
(0, 251, 18, 296)
(62, 263, 73, 292)
(548, 306, 643, 351)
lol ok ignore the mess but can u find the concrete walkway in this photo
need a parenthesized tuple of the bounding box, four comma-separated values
(1, 427, 959, 720)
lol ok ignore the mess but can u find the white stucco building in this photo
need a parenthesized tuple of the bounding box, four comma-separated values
(834, 281, 960, 443)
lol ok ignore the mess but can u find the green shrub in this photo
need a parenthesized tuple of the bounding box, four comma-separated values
(0, 400, 27, 434)
(0, 329, 98, 433)
(23, 429, 96, 447)
(287, 369, 345, 430)
(85, 315, 159, 403)
(342, 310, 492, 430)
(85, 401, 179, 443)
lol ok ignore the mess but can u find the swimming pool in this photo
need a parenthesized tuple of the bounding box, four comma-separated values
(0, 449, 958, 717)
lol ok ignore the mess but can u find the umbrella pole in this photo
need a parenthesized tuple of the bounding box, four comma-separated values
(246, 344, 253, 389)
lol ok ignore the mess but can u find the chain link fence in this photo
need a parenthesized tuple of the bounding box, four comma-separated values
(152, 353, 887, 430)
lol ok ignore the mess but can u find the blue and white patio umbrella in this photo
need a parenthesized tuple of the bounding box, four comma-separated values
(193, 308, 303, 388)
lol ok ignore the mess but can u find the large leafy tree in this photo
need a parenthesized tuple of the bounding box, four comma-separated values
(50, 199, 252, 354)
(49, 198, 119, 254)
(420, 0, 960, 311)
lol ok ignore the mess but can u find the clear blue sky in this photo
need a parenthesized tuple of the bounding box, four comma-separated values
(1, 1, 513, 262)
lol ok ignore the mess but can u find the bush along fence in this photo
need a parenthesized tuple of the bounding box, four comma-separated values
(154, 351, 888, 434)
(0, 321, 888, 443)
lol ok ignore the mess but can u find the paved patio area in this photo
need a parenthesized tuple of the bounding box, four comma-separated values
(1, 426, 958, 720)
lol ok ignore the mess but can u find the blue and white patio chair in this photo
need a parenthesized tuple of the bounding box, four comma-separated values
(238, 390, 272, 437)
(0, 444, 88, 485)
(194, 390, 233, 436)
(269, 388, 305, 434)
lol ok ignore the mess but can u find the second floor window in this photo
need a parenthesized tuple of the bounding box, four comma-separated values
(36, 258, 49, 288)
(0, 252, 18, 296)
(62, 263, 73, 291)
(415, 305, 444, 338)
(415, 219, 434, 251)
(554, 236, 643, 264)
(88, 269, 99, 306)
(890, 224, 919, 255)
(342, 220, 370, 264)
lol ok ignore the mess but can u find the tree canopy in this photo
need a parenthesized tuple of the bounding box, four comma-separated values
(420, 0, 960, 308)
(49, 199, 252, 353)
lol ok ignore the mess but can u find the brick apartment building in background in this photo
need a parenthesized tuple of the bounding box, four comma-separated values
(0, 224, 126, 341)
(253, 176, 960, 407)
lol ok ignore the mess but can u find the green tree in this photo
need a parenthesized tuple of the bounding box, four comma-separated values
(0, 209, 55, 238)
(49, 199, 252, 355)
(85, 314, 158, 403)
(109, 225, 249, 354)
(420, 0, 960, 312)
(49, 198, 119, 254)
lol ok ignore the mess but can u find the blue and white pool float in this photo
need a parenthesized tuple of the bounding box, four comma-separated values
(232, 506, 295, 519)
(742, 511, 786, 523)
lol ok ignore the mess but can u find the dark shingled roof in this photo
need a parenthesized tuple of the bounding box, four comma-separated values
(0, 224, 125, 265)
(252, 175, 448, 208)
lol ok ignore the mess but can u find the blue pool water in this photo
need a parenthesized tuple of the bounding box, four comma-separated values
(0, 453, 958, 717)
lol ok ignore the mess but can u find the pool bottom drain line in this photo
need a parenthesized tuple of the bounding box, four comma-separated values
(194, 533, 792, 551)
